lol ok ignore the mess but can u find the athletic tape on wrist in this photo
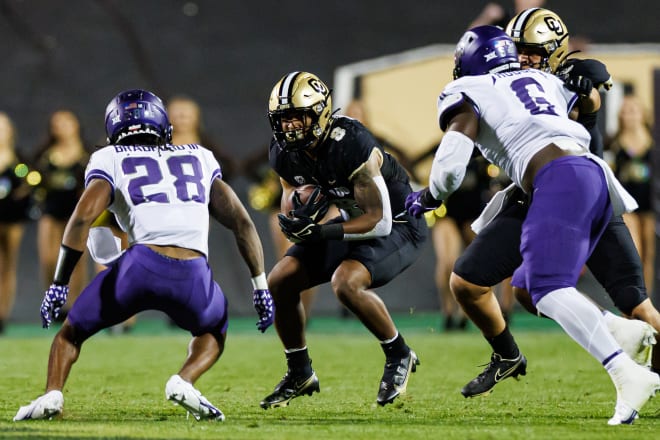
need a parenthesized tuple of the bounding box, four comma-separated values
(251, 273, 268, 290)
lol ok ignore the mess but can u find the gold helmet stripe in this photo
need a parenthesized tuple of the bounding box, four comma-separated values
(508, 7, 542, 39)
(278, 71, 302, 106)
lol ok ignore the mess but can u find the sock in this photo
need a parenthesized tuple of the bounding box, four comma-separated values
(486, 326, 520, 359)
(381, 332, 409, 358)
(285, 347, 312, 375)
(536, 287, 621, 364)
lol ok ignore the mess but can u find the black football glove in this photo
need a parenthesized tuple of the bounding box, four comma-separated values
(563, 75, 593, 97)
(278, 214, 323, 243)
(290, 186, 330, 222)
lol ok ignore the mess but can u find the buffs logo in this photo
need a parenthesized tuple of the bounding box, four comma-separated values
(308, 78, 328, 95)
(545, 17, 565, 35)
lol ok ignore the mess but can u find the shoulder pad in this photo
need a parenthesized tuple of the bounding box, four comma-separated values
(437, 93, 467, 131)
(558, 59, 612, 90)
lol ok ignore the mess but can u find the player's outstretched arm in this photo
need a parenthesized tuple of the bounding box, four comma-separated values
(209, 178, 265, 277)
(209, 178, 273, 332)
(41, 178, 112, 328)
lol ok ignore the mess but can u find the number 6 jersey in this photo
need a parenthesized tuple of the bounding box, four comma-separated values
(85, 143, 221, 257)
(437, 68, 591, 189)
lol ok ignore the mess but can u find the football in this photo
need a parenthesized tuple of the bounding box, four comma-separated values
(283, 184, 324, 218)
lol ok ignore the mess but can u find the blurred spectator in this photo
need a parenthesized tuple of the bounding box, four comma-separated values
(606, 94, 656, 292)
(167, 95, 237, 182)
(0, 112, 33, 333)
(467, 0, 546, 29)
(32, 110, 90, 318)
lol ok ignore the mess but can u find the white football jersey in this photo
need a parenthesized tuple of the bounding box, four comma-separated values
(85, 143, 221, 257)
(437, 68, 591, 188)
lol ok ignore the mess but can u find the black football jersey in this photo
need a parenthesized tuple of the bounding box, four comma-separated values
(269, 116, 412, 217)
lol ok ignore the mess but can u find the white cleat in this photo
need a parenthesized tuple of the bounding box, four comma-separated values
(13, 390, 64, 421)
(607, 357, 660, 425)
(165, 374, 225, 421)
(605, 314, 657, 368)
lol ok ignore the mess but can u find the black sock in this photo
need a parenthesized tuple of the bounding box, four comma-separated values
(381, 333, 409, 359)
(486, 326, 519, 359)
(285, 348, 312, 376)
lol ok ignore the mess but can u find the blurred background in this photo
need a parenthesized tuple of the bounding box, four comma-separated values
(1, 0, 659, 326)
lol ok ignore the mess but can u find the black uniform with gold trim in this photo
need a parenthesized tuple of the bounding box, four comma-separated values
(269, 116, 427, 288)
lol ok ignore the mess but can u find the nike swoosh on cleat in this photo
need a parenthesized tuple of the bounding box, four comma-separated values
(494, 362, 520, 382)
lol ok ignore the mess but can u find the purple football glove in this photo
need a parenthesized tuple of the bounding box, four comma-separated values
(405, 187, 443, 218)
(253, 289, 275, 333)
(40, 284, 69, 328)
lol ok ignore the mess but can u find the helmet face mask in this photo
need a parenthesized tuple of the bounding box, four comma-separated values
(268, 72, 332, 152)
(505, 7, 570, 73)
(453, 26, 520, 79)
(105, 89, 173, 145)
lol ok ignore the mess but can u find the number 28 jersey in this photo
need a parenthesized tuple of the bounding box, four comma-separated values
(85, 144, 221, 257)
(437, 69, 591, 188)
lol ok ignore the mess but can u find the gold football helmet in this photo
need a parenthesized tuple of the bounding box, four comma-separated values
(505, 8, 569, 73)
(268, 71, 332, 151)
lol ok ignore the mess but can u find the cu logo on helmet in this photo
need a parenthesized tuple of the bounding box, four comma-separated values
(545, 17, 565, 35)
(308, 79, 328, 95)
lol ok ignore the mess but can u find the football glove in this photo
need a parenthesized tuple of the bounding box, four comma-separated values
(405, 187, 443, 218)
(40, 284, 69, 328)
(278, 214, 323, 243)
(253, 289, 275, 333)
(290, 186, 329, 222)
(563, 75, 593, 98)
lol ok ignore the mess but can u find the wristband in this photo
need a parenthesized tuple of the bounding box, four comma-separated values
(320, 223, 344, 240)
(251, 272, 268, 290)
(53, 245, 84, 285)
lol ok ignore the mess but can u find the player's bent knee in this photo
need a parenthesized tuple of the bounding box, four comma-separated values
(449, 272, 489, 301)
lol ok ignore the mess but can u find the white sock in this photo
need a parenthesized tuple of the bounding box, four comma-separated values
(536, 287, 622, 364)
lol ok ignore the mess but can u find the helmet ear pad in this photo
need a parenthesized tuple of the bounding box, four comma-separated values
(104, 89, 172, 144)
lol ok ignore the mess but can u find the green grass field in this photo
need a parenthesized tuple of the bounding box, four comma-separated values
(0, 313, 658, 439)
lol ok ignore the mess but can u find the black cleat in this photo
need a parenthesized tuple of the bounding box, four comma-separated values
(260, 370, 320, 409)
(461, 352, 527, 398)
(377, 350, 420, 406)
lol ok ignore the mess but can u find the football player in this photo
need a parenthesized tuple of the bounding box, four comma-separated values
(442, 7, 660, 401)
(14, 89, 273, 422)
(406, 25, 660, 424)
(260, 71, 427, 408)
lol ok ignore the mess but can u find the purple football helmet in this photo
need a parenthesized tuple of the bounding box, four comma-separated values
(453, 25, 520, 79)
(104, 89, 172, 144)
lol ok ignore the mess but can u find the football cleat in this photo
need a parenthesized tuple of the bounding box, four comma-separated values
(260, 370, 320, 409)
(461, 352, 527, 398)
(377, 350, 420, 406)
(607, 355, 660, 425)
(605, 315, 657, 368)
(165, 374, 225, 421)
(14, 390, 64, 421)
